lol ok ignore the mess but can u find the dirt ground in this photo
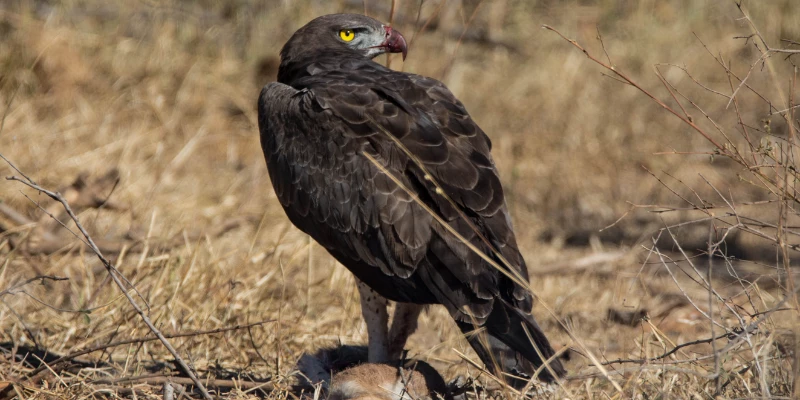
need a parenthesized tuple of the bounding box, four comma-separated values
(0, 1, 798, 398)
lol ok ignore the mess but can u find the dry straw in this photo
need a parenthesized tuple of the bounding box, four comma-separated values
(1, 1, 799, 398)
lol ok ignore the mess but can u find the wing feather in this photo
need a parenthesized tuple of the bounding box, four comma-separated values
(259, 61, 531, 322)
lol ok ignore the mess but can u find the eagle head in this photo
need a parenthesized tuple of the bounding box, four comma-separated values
(280, 14, 407, 64)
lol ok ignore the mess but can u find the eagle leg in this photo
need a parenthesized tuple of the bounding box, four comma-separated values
(388, 303, 424, 360)
(356, 280, 389, 363)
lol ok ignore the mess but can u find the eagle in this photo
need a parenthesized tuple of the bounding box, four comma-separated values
(258, 13, 566, 386)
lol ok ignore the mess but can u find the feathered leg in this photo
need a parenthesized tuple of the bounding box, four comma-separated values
(388, 303, 424, 359)
(356, 280, 389, 363)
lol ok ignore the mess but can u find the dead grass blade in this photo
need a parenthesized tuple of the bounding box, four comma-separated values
(1, 156, 214, 400)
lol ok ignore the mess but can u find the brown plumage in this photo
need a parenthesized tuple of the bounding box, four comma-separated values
(258, 13, 565, 386)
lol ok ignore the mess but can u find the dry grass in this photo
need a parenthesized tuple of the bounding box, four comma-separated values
(0, 0, 798, 398)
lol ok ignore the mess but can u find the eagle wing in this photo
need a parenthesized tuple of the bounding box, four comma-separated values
(258, 62, 530, 322)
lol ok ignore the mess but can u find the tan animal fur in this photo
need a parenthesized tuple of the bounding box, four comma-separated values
(329, 363, 441, 400)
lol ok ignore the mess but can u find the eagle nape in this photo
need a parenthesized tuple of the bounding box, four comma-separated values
(257, 13, 566, 389)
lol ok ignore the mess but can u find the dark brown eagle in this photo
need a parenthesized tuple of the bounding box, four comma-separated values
(258, 13, 566, 386)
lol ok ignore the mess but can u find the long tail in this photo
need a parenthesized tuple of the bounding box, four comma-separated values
(457, 302, 566, 388)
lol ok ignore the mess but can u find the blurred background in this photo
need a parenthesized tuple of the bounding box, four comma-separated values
(0, 1, 798, 398)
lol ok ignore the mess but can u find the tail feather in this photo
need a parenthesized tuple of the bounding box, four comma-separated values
(457, 302, 565, 388)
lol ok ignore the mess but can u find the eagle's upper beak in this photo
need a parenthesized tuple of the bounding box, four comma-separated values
(382, 26, 407, 60)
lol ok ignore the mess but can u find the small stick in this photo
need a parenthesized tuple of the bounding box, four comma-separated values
(386, 0, 397, 69)
(23, 320, 274, 378)
(440, 0, 487, 80)
(602, 330, 737, 366)
(708, 218, 721, 394)
(87, 375, 274, 391)
(596, 26, 612, 66)
(541, 24, 725, 150)
(0, 275, 68, 298)
(163, 382, 174, 400)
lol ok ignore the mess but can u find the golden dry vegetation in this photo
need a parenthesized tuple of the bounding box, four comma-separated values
(0, 0, 799, 398)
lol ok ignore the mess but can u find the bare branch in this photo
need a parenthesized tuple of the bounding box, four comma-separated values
(22, 320, 274, 379)
(1, 155, 214, 400)
(0, 275, 68, 298)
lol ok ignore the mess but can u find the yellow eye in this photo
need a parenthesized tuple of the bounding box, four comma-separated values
(339, 29, 355, 42)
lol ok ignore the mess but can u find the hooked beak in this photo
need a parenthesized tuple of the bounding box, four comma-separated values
(381, 26, 407, 60)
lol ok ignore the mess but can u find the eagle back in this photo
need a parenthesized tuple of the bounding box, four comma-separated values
(258, 53, 532, 319)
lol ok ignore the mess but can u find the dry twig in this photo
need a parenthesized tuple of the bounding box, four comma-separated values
(1, 156, 214, 400)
